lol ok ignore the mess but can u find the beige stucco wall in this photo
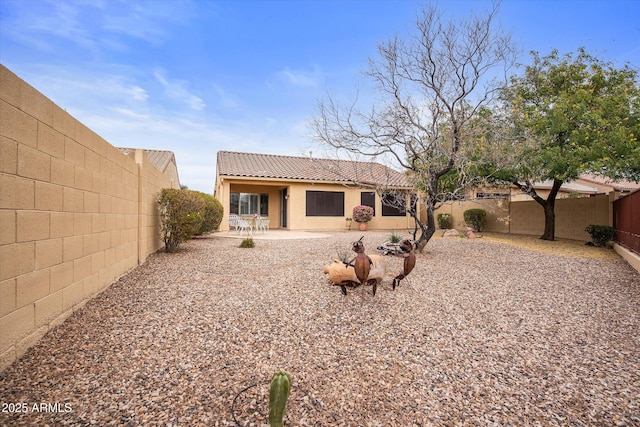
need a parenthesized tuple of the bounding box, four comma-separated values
(0, 65, 177, 371)
(216, 176, 612, 242)
(215, 176, 414, 232)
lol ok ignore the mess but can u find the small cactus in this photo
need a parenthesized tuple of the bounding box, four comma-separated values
(268, 369, 291, 427)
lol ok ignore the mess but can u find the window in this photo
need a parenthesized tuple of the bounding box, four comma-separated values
(361, 192, 376, 216)
(381, 192, 408, 217)
(230, 192, 268, 216)
(476, 192, 509, 199)
(306, 191, 344, 216)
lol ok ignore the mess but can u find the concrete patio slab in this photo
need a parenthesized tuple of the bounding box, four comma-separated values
(213, 229, 333, 240)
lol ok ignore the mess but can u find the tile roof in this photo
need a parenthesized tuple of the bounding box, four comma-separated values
(118, 148, 176, 173)
(216, 151, 410, 188)
(532, 179, 598, 194)
(578, 174, 640, 192)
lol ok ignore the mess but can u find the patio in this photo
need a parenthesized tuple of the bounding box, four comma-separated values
(220, 226, 332, 240)
(0, 231, 638, 426)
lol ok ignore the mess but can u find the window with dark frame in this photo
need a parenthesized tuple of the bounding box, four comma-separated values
(360, 191, 376, 216)
(306, 190, 345, 216)
(381, 192, 408, 217)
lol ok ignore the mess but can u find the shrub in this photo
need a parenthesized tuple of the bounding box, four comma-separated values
(352, 205, 374, 223)
(239, 238, 255, 248)
(463, 209, 487, 232)
(437, 213, 452, 229)
(389, 230, 402, 243)
(157, 188, 204, 253)
(192, 191, 224, 235)
(335, 246, 350, 263)
(585, 224, 616, 247)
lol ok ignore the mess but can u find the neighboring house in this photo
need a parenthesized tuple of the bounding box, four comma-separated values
(507, 179, 599, 201)
(574, 174, 640, 196)
(119, 148, 181, 188)
(214, 151, 413, 231)
(473, 173, 640, 202)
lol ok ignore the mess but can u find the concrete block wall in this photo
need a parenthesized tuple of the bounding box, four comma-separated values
(434, 198, 510, 233)
(124, 149, 171, 264)
(0, 65, 176, 371)
(434, 194, 611, 241)
(510, 194, 611, 241)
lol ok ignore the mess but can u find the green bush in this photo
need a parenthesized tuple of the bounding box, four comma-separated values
(463, 209, 487, 232)
(585, 224, 616, 247)
(239, 238, 255, 248)
(437, 213, 452, 229)
(192, 191, 224, 235)
(157, 188, 204, 253)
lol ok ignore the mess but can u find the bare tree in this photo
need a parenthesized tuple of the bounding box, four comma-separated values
(313, 2, 516, 251)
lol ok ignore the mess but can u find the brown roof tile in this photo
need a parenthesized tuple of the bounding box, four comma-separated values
(578, 173, 640, 192)
(217, 151, 410, 188)
(118, 148, 176, 173)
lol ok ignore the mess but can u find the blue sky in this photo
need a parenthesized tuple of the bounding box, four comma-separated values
(1, 0, 638, 193)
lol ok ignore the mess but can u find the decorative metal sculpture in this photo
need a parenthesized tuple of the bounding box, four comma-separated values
(392, 239, 416, 289)
(323, 255, 386, 295)
(323, 236, 387, 296)
(341, 236, 373, 295)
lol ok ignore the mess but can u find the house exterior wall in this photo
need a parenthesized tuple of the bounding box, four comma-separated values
(0, 65, 177, 371)
(215, 177, 414, 232)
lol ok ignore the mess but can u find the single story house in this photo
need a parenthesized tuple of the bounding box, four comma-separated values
(473, 174, 640, 202)
(213, 151, 414, 231)
(573, 174, 640, 196)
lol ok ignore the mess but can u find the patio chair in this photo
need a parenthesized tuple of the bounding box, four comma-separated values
(228, 214, 240, 233)
(236, 217, 253, 237)
(255, 218, 270, 233)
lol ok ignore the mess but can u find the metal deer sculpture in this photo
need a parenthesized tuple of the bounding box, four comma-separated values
(392, 239, 416, 289)
(343, 236, 373, 295)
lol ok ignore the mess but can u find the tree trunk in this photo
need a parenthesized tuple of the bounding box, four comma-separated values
(538, 178, 562, 241)
(541, 201, 556, 241)
(512, 178, 563, 241)
(414, 198, 436, 253)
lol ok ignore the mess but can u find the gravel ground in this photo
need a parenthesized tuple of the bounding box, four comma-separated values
(1, 231, 639, 426)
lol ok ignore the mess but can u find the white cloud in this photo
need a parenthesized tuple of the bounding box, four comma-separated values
(5, 63, 311, 193)
(211, 84, 241, 110)
(153, 69, 206, 111)
(277, 66, 322, 87)
(0, 1, 99, 53)
(129, 86, 149, 101)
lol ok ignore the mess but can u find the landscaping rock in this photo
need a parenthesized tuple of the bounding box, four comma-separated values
(442, 228, 460, 237)
(0, 231, 638, 426)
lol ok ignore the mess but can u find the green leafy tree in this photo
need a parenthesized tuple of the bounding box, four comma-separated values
(157, 188, 204, 252)
(498, 49, 640, 240)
